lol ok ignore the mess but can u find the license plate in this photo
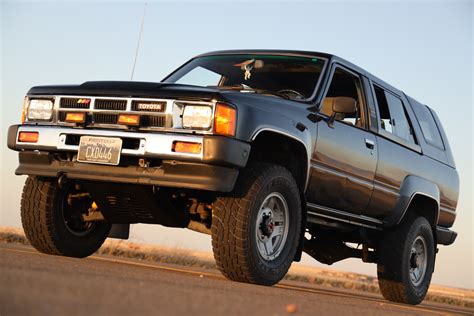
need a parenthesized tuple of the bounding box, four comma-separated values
(77, 136, 122, 165)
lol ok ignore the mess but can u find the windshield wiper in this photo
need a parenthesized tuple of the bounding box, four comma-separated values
(216, 84, 290, 100)
(258, 90, 291, 100)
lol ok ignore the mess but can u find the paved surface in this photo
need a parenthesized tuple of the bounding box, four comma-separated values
(0, 243, 471, 316)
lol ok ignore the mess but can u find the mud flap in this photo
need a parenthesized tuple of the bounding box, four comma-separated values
(108, 224, 130, 239)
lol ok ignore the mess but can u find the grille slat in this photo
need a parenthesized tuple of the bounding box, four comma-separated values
(60, 98, 90, 109)
(58, 112, 68, 121)
(93, 113, 118, 125)
(146, 116, 166, 128)
(95, 99, 127, 111)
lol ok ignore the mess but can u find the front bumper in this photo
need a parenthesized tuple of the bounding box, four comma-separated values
(8, 125, 251, 192)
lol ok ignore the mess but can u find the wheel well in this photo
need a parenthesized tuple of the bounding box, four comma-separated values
(405, 194, 439, 228)
(249, 131, 308, 191)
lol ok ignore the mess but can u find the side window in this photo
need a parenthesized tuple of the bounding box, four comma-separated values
(373, 85, 416, 144)
(374, 87, 393, 133)
(321, 68, 365, 128)
(412, 103, 444, 148)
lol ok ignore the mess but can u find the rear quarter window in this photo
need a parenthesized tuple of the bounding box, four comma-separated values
(412, 103, 445, 149)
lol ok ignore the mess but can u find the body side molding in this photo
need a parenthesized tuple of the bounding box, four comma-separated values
(307, 202, 383, 230)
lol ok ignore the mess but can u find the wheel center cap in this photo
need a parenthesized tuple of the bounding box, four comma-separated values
(260, 214, 274, 237)
(410, 253, 420, 268)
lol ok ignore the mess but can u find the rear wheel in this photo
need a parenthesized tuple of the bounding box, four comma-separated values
(377, 215, 435, 305)
(211, 164, 302, 285)
(20, 176, 111, 258)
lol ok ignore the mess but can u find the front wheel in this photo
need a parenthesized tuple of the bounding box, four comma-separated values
(377, 215, 435, 305)
(211, 164, 302, 285)
(20, 176, 111, 258)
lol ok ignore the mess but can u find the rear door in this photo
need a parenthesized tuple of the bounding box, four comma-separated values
(306, 65, 378, 214)
(363, 82, 422, 219)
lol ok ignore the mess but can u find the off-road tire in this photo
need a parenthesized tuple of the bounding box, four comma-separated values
(211, 163, 302, 285)
(21, 176, 111, 258)
(377, 215, 435, 305)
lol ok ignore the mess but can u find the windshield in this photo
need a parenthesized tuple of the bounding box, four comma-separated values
(164, 54, 326, 100)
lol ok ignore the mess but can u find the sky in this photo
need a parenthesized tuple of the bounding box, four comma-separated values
(1, 0, 473, 289)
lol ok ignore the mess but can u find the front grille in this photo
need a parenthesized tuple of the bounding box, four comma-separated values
(144, 115, 166, 127)
(132, 100, 166, 112)
(58, 112, 67, 121)
(53, 96, 207, 131)
(95, 99, 127, 111)
(93, 113, 118, 125)
(60, 98, 90, 109)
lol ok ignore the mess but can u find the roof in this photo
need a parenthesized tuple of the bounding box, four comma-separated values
(196, 49, 335, 60)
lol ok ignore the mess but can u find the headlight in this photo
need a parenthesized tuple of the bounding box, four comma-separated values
(27, 99, 54, 121)
(182, 105, 213, 129)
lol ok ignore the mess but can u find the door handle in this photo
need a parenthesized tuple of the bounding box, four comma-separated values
(365, 138, 375, 149)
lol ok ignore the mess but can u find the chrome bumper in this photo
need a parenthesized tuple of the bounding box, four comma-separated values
(8, 125, 251, 192)
(9, 125, 208, 161)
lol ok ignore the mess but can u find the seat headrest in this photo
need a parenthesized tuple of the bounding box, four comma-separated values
(321, 96, 357, 121)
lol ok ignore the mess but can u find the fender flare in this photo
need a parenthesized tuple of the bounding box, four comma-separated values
(385, 175, 440, 227)
(251, 127, 312, 191)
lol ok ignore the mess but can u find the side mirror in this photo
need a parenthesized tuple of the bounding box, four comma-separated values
(327, 97, 357, 128)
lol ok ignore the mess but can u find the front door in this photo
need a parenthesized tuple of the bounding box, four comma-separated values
(306, 65, 378, 214)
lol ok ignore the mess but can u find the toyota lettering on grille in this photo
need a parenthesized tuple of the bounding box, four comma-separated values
(136, 103, 164, 111)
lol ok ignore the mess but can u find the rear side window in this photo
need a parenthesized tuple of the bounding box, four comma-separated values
(412, 103, 444, 149)
(373, 85, 416, 144)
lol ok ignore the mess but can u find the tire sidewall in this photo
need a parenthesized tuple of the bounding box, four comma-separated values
(247, 170, 301, 283)
(52, 185, 110, 258)
(402, 217, 435, 302)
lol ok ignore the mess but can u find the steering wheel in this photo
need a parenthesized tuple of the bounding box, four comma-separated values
(277, 89, 305, 99)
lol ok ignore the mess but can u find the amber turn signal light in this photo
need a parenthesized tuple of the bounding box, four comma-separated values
(21, 97, 28, 124)
(18, 132, 39, 143)
(65, 112, 86, 123)
(118, 114, 140, 126)
(172, 141, 202, 154)
(214, 103, 236, 137)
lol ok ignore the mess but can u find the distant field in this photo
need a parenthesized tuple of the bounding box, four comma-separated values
(1, 226, 472, 308)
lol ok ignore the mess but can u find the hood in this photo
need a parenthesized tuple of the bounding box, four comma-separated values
(27, 81, 224, 101)
(223, 91, 310, 118)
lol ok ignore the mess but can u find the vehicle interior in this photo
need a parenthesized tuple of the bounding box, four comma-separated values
(320, 68, 364, 128)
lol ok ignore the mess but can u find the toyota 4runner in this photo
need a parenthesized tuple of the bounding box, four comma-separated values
(7, 50, 459, 305)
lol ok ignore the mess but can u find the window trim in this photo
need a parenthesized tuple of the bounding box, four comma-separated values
(317, 63, 370, 131)
(413, 104, 446, 150)
(370, 81, 422, 153)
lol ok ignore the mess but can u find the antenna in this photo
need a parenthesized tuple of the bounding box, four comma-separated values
(130, 3, 147, 81)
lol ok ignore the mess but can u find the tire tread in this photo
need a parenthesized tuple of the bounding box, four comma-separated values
(211, 163, 301, 285)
